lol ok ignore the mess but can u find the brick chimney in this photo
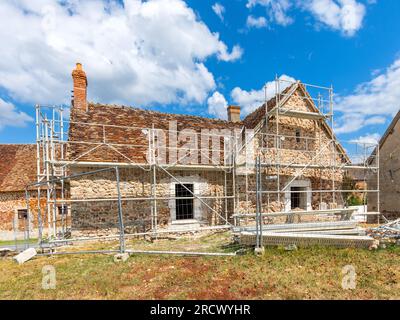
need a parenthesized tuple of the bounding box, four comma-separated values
(227, 105, 241, 122)
(71, 62, 88, 112)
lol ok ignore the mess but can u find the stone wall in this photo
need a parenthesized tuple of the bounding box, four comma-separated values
(70, 167, 233, 235)
(68, 88, 346, 232)
(260, 91, 345, 166)
(236, 174, 344, 212)
(236, 89, 345, 216)
(368, 113, 400, 219)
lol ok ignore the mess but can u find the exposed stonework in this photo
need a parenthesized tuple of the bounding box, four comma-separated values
(70, 167, 233, 235)
(0, 191, 45, 232)
(368, 110, 400, 220)
(236, 87, 346, 215)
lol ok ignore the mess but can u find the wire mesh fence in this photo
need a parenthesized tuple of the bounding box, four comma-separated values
(20, 165, 238, 256)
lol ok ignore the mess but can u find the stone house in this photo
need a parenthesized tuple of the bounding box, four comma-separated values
(63, 63, 350, 235)
(368, 110, 400, 220)
(0, 144, 45, 239)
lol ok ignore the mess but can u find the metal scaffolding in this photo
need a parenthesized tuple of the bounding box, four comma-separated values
(25, 77, 380, 255)
(234, 78, 380, 248)
(28, 103, 238, 255)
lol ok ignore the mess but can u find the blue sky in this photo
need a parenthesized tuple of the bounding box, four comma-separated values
(0, 0, 399, 148)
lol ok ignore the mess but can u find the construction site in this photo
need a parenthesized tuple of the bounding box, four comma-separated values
(3, 63, 397, 263)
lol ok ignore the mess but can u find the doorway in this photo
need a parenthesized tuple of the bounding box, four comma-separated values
(285, 179, 312, 212)
(290, 186, 307, 210)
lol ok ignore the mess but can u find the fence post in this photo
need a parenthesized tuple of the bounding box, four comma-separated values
(115, 167, 125, 253)
(13, 215, 18, 251)
(255, 156, 265, 255)
(255, 156, 260, 249)
(25, 189, 31, 249)
(258, 156, 263, 248)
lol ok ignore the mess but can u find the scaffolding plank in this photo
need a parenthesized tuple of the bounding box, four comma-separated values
(289, 228, 366, 236)
(240, 232, 374, 248)
(278, 109, 327, 120)
(233, 208, 357, 218)
(233, 221, 357, 233)
(259, 163, 378, 170)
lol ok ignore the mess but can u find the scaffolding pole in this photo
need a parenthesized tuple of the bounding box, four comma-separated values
(31, 77, 381, 256)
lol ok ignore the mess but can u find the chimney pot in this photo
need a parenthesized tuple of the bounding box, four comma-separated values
(227, 105, 241, 122)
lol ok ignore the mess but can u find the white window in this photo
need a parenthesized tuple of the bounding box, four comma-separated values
(168, 176, 205, 222)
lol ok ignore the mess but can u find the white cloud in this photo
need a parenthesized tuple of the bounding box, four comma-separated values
(246, 15, 268, 28)
(334, 114, 386, 134)
(231, 74, 296, 116)
(0, 0, 242, 107)
(217, 44, 244, 62)
(303, 0, 366, 36)
(336, 58, 400, 116)
(247, 0, 293, 26)
(231, 87, 265, 117)
(0, 98, 33, 130)
(335, 57, 400, 134)
(246, 0, 366, 36)
(364, 116, 387, 126)
(212, 2, 225, 21)
(207, 91, 228, 119)
(350, 133, 380, 145)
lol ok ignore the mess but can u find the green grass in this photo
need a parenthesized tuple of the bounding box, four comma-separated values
(0, 232, 399, 300)
(0, 238, 38, 247)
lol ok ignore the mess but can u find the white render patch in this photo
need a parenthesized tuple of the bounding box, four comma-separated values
(284, 179, 312, 212)
(167, 175, 208, 222)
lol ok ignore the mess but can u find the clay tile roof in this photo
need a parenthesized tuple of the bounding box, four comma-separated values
(242, 84, 295, 129)
(67, 82, 349, 164)
(67, 104, 244, 163)
(0, 144, 37, 192)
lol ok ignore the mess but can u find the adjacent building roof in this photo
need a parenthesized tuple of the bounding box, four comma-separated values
(367, 109, 400, 164)
(377, 110, 400, 148)
(0, 144, 37, 192)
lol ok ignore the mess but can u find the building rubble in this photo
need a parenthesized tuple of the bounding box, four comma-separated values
(367, 219, 400, 243)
